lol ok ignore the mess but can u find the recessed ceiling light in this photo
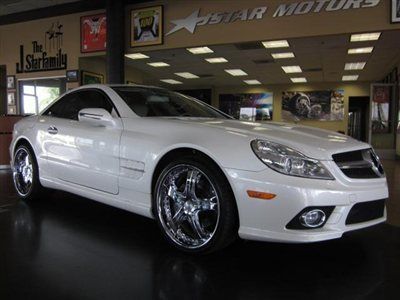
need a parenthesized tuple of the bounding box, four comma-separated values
(205, 57, 228, 63)
(350, 32, 381, 42)
(186, 46, 214, 54)
(160, 79, 182, 84)
(342, 75, 359, 81)
(125, 53, 149, 59)
(174, 72, 199, 79)
(281, 65, 302, 73)
(262, 40, 289, 48)
(344, 62, 366, 70)
(348, 47, 374, 54)
(271, 52, 295, 59)
(147, 62, 170, 67)
(225, 69, 248, 76)
(290, 77, 307, 83)
(244, 79, 261, 85)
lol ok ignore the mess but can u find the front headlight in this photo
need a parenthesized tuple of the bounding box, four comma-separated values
(251, 139, 334, 180)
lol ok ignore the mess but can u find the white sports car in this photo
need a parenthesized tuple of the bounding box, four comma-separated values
(10, 84, 388, 253)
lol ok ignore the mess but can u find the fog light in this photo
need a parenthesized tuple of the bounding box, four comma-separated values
(300, 209, 326, 228)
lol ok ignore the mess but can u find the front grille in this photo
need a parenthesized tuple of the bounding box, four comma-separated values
(346, 199, 386, 225)
(332, 149, 384, 179)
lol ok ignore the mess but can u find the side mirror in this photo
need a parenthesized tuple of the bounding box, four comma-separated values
(78, 108, 115, 127)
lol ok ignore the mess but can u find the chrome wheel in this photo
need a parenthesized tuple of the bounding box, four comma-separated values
(156, 164, 220, 249)
(13, 148, 34, 196)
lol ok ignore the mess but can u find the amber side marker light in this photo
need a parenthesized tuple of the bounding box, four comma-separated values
(247, 190, 276, 200)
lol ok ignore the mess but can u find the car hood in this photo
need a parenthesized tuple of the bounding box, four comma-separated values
(162, 118, 370, 161)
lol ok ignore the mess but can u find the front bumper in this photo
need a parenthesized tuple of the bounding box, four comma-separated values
(225, 165, 388, 243)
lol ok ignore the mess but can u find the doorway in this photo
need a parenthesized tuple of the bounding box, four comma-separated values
(348, 96, 369, 142)
(18, 77, 66, 115)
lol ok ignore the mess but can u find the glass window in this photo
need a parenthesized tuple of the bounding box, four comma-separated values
(112, 86, 227, 118)
(19, 78, 66, 115)
(43, 89, 117, 120)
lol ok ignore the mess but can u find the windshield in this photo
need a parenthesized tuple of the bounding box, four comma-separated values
(112, 86, 228, 118)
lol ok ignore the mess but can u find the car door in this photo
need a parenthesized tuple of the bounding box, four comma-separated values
(41, 89, 122, 195)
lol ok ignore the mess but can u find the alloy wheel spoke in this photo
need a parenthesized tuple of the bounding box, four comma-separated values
(184, 170, 200, 199)
(172, 206, 186, 224)
(188, 211, 207, 239)
(167, 184, 185, 205)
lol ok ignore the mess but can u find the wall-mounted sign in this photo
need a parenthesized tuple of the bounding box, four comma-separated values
(131, 5, 163, 47)
(81, 13, 107, 53)
(16, 21, 67, 73)
(166, 0, 380, 36)
(167, 7, 266, 35)
(281, 90, 344, 121)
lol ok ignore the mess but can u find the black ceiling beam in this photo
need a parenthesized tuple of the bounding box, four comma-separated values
(0, 0, 149, 26)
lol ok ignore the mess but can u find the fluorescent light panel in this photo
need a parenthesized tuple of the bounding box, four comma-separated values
(290, 77, 307, 83)
(281, 65, 302, 73)
(125, 53, 149, 59)
(271, 52, 295, 59)
(244, 79, 261, 85)
(147, 62, 170, 67)
(350, 32, 381, 42)
(205, 57, 228, 63)
(344, 62, 366, 70)
(160, 79, 182, 84)
(186, 46, 214, 54)
(262, 40, 289, 48)
(225, 69, 248, 76)
(175, 72, 199, 79)
(348, 47, 374, 54)
(342, 75, 359, 81)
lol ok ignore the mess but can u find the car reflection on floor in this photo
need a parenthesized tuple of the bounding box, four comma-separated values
(0, 164, 399, 299)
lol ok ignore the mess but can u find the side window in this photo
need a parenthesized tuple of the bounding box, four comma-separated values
(43, 90, 117, 120)
(78, 90, 113, 113)
(43, 93, 81, 120)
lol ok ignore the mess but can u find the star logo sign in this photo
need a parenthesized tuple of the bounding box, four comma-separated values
(166, 10, 203, 35)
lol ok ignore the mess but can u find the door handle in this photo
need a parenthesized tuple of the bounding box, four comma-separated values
(47, 126, 58, 135)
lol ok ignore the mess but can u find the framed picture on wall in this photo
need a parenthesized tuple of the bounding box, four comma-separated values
(7, 91, 16, 105)
(81, 13, 107, 53)
(66, 70, 79, 82)
(7, 75, 15, 89)
(281, 90, 344, 121)
(7, 105, 17, 115)
(391, 0, 400, 23)
(81, 71, 104, 85)
(131, 6, 163, 47)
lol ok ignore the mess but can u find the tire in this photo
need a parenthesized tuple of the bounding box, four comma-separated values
(12, 144, 45, 201)
(153, 155, 238, 254)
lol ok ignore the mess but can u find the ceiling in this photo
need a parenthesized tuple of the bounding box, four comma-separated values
(0, 0, 79, 16)
(125, 30, 400, 88)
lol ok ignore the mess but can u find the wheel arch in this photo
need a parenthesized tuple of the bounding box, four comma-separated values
(13, 137, 36, 157)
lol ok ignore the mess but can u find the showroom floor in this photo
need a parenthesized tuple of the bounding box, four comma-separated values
(0, 161, 399, 300)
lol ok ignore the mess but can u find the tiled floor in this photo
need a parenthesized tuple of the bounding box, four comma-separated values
(0, 161, 399, 299)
